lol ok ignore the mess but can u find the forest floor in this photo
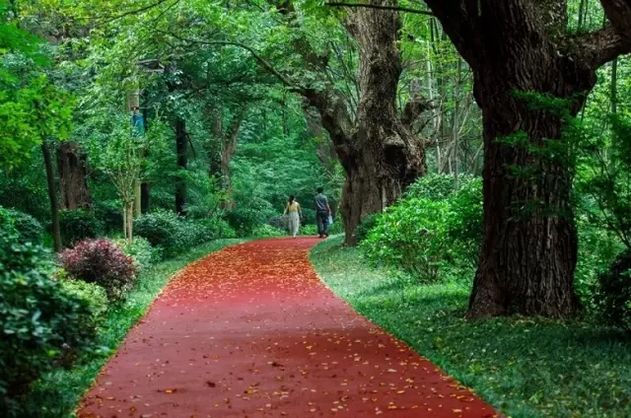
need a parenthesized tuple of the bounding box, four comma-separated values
(77, 237, 497, 418)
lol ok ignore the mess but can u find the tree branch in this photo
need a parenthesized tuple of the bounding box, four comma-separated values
(156, 30, 296, 88)
(326, 2, 433, 16)
(401, 96, 431, 128)
(97, 0, 178, 23)
(599, 0, 631, 39)
(572, 25, 631, 68)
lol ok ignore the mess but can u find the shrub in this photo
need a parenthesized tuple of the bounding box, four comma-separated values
(199, 217, 236, 239)
(59, 239, 137, 301)
(252, 224, 284, 237)
(225, 207, 261, 237)
(93, 200, 123, 234)
(445, 178, 483, 262)
(135, 210, 229, 256)
(404, 174, 462, 200)
(595, 249, 631, 330)
(0, 242, 99, 416)
(56, 274, 108, 326)
(115, 237, 159, 270)
(59, 209, 103, 247)
(0, 213, 52, 274)
(134, 210, 182, 255)
(361, 198, 454, 282)
(355, 213, 380, 243)
(0, 206, 43, 244)
(302, 224, 318, 236)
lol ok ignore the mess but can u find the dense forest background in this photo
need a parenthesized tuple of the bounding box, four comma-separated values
(1, 0, 630, 416)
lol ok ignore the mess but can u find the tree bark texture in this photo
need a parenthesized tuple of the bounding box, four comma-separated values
(423, 0, 631, 317)
(57, 141, 91, 210)
(175, 117, 187, 215)
(273, 0, 428, 245)
(339, 1, 426, 245)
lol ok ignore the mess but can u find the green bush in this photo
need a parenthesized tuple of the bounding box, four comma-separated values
(59, 209, 103, 247)
(361, 198, 453, 281)
(360, 177, 482, 282)
(252, 224, 284, 237)
(115, 237, 160, 270)
(134, 210, 183, 256)
(301, 224, 318, 236)
(93, 200, 123, 234)
(0, 206, 43, 244)
(444, 178, 483, 262)
(56, 275, 108, 325)
(404, 173, 462, 200)
(0, 212, 53, 274)
(134, 210, 225, 256)
(199, 217, 236, 239)
(225, 207, 262, 237)
(0, 229, 100, 416)
(595, 249, 631, 330)
(355, 213, 379, 243)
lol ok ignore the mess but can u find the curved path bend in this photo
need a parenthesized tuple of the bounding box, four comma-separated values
(78, 237, 497, 418)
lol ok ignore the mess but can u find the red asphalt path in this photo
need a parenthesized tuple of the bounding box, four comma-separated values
(78, 237, 498, 418)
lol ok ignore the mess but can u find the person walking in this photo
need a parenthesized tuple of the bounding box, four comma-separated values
(283, 195, 302, 238)
(314, 187, 331, 238)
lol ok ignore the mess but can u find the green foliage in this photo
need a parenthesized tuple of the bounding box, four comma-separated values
(301, 224, 318, 236)
(576, 115, 631, 249)
(361, 198, 452, 282)
(56, 276, 108, 327)
(355, 214, 380, 243)
(198, 217, 236, 240)
(0, 219, 99, 416)
(115, 237, 160, 270)
(0, 206, 43, 244)
(134, 210, 228, 256)
(595, 249, 631, 330)
(134, 210, 185, 256)
(312, 237, 631, 418)
(0, 2, 73, 169)
(252, 224, 284, 237)
(361, 176, 482, 282)
(225, 206, 267, 237)
(404, 173, 461, 200)
(59, 209, 103, 247)
(445, 178, 483, 262)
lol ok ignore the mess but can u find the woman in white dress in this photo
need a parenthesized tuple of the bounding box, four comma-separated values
(283, 195, 302, 238)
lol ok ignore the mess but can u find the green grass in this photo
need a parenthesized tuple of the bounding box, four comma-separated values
(27, 238, 244, 418)
(310, 236, 631, 418)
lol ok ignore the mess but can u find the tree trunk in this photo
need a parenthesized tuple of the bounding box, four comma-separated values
(57, 141, 91, 210)
(175, 117, 187, 215)
(340, 1, 425, 245)
(141, 182, 151, 213)
(42, 140, 62, 252)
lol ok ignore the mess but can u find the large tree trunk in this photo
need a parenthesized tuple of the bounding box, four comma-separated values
(270, 0, 427, 245)
(423, 0, 631, 318)
(340, 1, 425, 245)
(175, 118, 187, 215)
(57, 141, 91, 210)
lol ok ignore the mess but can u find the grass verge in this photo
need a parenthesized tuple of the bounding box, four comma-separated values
(27, 238, 244, 418)
(310, 236, 631, 418)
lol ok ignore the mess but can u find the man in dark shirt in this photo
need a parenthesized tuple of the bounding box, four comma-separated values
(314, 187, 331, 238)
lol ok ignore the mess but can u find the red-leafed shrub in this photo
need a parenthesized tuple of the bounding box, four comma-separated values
(59, 239, 137, 301)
